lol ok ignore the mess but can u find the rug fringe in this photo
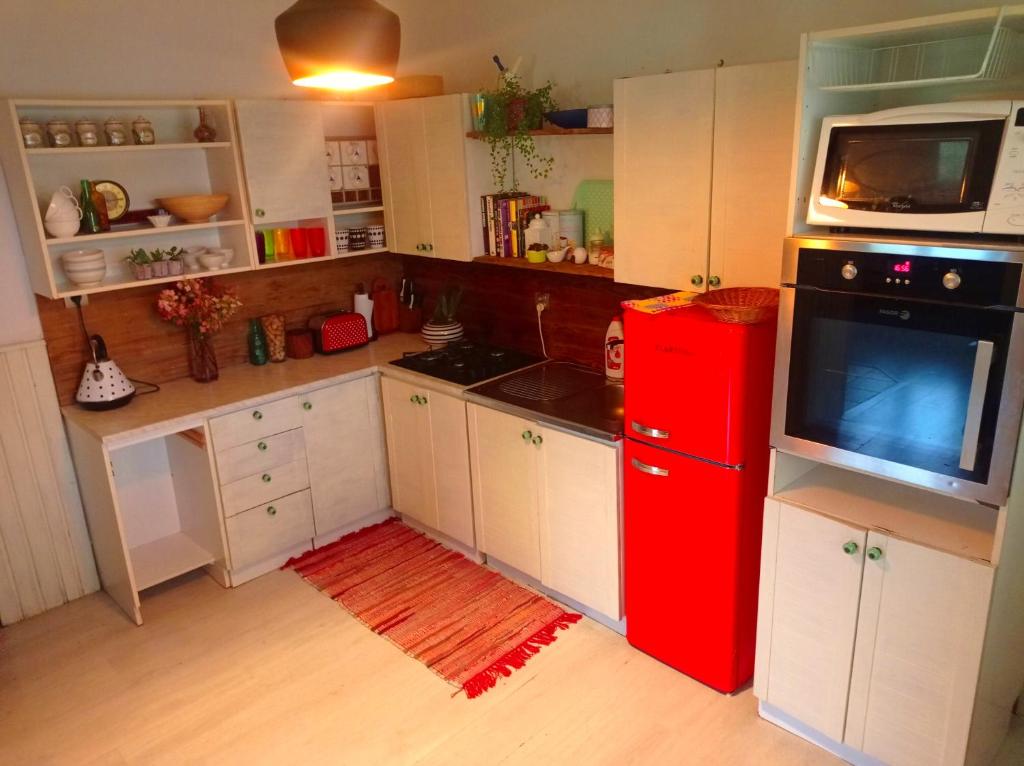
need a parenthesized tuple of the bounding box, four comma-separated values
(461, 612, 583, 699)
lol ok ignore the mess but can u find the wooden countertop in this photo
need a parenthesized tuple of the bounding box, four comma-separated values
(63, 333, 428, 447)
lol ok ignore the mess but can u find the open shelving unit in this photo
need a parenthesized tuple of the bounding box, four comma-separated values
(473, 254, 613, 279)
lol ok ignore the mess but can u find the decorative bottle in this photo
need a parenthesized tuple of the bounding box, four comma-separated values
(79, 180, 102, 234)
(248, 319, 268, 365)
(90, 182, 110, 231)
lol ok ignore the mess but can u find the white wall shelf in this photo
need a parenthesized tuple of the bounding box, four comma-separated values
(46, 219, 245, 246)
(333, 204, 385, 215)
(254, 247, 389, 270)
(26, 142, 233, 156)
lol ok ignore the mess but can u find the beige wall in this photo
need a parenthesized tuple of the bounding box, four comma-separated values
(0, 0, 995, 343)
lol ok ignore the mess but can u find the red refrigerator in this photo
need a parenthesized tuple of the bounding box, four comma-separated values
(623, 304, 776, 693)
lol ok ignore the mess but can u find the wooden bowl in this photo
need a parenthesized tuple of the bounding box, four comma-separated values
(157, 194, 229, 224)
(692, 287, 780, 324)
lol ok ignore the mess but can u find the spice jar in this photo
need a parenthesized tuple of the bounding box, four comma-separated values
(131, 116, 155, 145)
(45, 120, 73, 148)
(103, 118, 128, 146)
(261, 314, 287, 363)
(19, 118, 44, 149)
(75, 119, 99, 147)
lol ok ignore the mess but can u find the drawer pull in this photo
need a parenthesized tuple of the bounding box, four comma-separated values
(410, 394, 417, 403)
(532, 434, 543, 446)
(303, 401, 313, 411)
(262, 473, 272, 483)
(631, 457, 670, 477)
(419, 395, 428, 405)
(843, 541, 859, 555)
(522, 430, 532, 442)
(252, 410, 263, 421)
(632, 420, 670, 439)
(266, 505, 277, 516)
(867, 547, 884, 561)
(257, 441, 268, 452)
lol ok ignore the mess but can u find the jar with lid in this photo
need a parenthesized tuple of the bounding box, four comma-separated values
(19, 118, 44, 149)
(131, 116, 155, 145)
(103, 118, 128, 146)
(75, 119, 99, 147)
(524, 214, 551, 250)
(45, 120, 73, 148)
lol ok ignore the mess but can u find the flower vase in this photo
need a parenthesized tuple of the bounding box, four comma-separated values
(187, 327, 219, 382)
(420, 320, 464, 349)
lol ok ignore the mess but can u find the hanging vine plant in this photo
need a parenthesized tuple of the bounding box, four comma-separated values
(480, 74, 557, 192)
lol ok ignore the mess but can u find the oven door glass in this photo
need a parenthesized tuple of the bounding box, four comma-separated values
(784, 288, 1013, 484)
(820, 120, 1005, 214)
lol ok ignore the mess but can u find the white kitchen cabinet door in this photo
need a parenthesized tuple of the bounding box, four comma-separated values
(614, 69, 715, 290)
(708, 60, 797, 289)
(375, 99, 432, 256)
(234, 100, 331, 224)
(757, 501, 867, 742)
(845, 533, 993, 766)
(421, 94, 473, 262)
(381, 377, 437, 529)
(468, 404, 541, 579)
(424, 389, 475, 547)
(301, 377, 390, 536)
(537, 427, 621, 618)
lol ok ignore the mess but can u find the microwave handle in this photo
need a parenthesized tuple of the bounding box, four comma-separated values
(960, 340, 995, 472)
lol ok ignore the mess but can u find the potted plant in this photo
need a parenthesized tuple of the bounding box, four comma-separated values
(150, 248, 169, 278)
(480, 74, 557, 191)
(126, 248, 153, 280)
(421, 284, 465, 348)
(165, 247, 184, 276)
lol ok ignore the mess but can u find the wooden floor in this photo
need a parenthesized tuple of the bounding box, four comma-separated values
(2, 570, 1022, 765)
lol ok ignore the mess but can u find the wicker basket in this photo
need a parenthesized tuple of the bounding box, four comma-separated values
(692, 287, 780, 325)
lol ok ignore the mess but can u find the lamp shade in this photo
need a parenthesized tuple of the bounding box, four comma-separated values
(275, 0, 401, 90)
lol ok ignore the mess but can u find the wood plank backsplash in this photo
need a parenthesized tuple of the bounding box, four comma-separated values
(402, 256, 665, 370)
(38, 253, 402, 406)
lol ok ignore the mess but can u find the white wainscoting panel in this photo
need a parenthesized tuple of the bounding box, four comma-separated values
(0, 340, 98, 624)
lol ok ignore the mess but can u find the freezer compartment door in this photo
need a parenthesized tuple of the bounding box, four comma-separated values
(623, 438, 763, 692)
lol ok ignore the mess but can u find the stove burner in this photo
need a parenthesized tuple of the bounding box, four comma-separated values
(488, 349, 507, 359)
(389, 343, 541, 386)
(417, 351, 445, 362)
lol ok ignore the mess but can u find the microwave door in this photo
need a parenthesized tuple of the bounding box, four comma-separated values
(959, 340, 994, 472)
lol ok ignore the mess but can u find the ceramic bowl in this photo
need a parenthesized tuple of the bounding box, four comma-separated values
(526, 249, 548, 264)
(63, 265, 106, 286)
(61, 249, 105, 265)
(63, 260, 107, 273)
(44, 218, 81, 238)
(157, 194, 229, 224)
(198, 251, 227, 271)
(147, 214, 172, 228)
(182, 246, 206, 271)
(205, 247, 234, 266)
(547, 246, 568, 263)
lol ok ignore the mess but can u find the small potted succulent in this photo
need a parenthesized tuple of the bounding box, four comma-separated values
(126, 248, 153, 280)
(480, 73, 557, 192)
(165, 247, 184, 276)
(150, 249, 169, 278)
(421, 284, 465, 348)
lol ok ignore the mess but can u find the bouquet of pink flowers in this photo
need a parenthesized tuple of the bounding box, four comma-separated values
(156, 278, 242, 336)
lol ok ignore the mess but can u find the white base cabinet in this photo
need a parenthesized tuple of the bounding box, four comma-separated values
(755, 499, 993, 766)
(468, 403, 622, 619)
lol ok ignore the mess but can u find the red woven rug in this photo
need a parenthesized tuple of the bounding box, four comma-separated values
(284, 519, 581, 698)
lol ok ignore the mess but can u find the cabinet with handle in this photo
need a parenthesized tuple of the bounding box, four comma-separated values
(468, 403, 622, 618)
(755, 499, 994, 766)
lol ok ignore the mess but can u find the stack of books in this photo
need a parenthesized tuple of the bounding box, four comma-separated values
(480, 193, 550, 258)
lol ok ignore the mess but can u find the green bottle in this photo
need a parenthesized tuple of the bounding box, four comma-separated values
(248, 319, 268, 365)
(79, 179, 102, 234)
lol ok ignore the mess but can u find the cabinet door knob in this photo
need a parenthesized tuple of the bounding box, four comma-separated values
(303, 401, 313, 411)
(410, 394, 417, 403)
(255, 208, 265, 218)
(708, 275, 721, 288)
(532, 434, 543, 446)
(419, 395, 427, 405)
(522, 430, 532, 442)
(266, 505, 277, 516)
(426, 243, 434, 251)
(252, 410, 263, 420)
(262, 473, 272, 483)
(415, 243, 424, 251)
(867, 546, 883, 561)
(257, 441, 268, 452)
(691, 275, 704, 287)
(842, 541, 859, 555)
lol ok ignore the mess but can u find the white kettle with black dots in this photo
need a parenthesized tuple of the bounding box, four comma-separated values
(75, 335, 135, 410)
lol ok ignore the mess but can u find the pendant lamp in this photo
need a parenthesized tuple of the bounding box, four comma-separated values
(275, 0, 401, 91)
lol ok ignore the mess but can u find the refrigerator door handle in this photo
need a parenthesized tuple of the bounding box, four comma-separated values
(631, 457, 670, 477)
(632, 420, 670, 439)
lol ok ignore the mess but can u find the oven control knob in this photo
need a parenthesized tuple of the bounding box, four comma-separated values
(841, 262, 858, 280)
(943, 271, 962, 290)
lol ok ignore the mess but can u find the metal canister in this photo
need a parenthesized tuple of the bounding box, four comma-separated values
(558, 209, 584, 249)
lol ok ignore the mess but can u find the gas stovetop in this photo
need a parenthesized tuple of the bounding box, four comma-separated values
(389, 341, 541, 386)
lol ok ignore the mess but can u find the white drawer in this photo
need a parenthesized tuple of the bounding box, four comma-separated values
(215, 428, 305, 486)
(220, 458, 310, 517)
(226, 489, 314, 571)
(209, 396, 302, 451)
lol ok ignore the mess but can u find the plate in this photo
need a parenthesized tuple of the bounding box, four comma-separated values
(93, 180, 130, 221)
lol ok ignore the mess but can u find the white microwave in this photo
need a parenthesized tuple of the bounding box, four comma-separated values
(807, 100, 1024, 235)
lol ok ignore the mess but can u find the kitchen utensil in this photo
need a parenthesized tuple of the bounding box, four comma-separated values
(198, 251, 227, 270)
(75, 335, 135, 410)
(157, 193, 229, 223)
(544, 109, 588, 129)
(147, 214, 172, 227)
(285, 329, 315, 359)
(587, 105, 614, 128)
(371, 277, 399, 335)
(692, 287, 779, 325)
(308, 312, 369, 354)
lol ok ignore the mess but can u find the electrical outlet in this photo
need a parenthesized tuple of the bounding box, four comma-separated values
(535, 292, 550, 310)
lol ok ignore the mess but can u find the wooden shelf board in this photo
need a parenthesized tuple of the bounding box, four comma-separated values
(332, 204, 385, 215)
(27, 142, 232, 156)
(473, 255, 613, 279)
(773, 461, 997, 563)
(130, 531, 215, 591)
(54, 264, 253, 299)
(466, 127, 613, 139)
(256, 247, 390, 270)
(46, 219, 246, 246)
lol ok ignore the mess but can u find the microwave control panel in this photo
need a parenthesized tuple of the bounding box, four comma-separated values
(983, 100, 1024, 233)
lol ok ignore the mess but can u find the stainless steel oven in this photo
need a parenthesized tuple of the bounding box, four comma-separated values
(772, 237, 1024, 505)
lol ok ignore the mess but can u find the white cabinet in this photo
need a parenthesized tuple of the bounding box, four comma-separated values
(375, 94, 473, 261)
(468, 403, 622, 618)
(614, 61, 797, 291)
(755, 499, 993, 766)
(380, 376, 474, 547)
(234, 100, 333, 225)
(300, 377, 390, 537)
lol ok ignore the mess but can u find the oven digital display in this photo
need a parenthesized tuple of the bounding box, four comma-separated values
(892, 260, 912, 274)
